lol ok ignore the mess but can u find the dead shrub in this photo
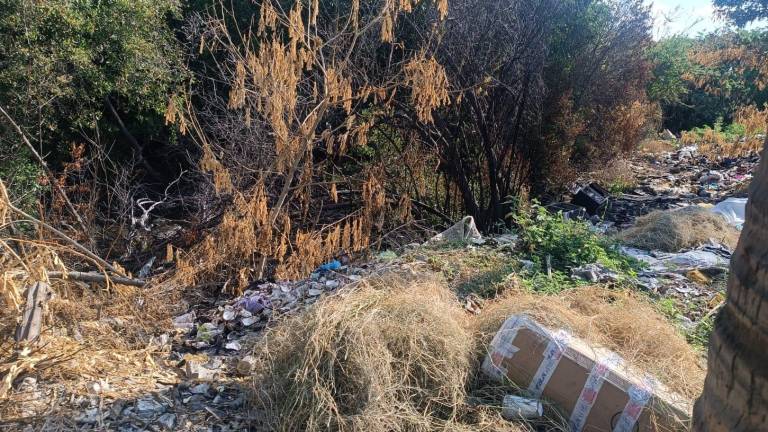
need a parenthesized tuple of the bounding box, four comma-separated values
(615, 206, 741, 252)
(473, 286, 705, 400)
(589, 158, 637, 191)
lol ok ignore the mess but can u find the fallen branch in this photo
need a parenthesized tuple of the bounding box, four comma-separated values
(15, 282, 50, 343)
(46, 271, 146, 287)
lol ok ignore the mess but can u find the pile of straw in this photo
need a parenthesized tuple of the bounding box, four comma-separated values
(616, 206, 740, 252)
(249, 273, 705, 431)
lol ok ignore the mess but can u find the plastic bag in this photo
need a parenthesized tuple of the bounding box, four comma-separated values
(711, 197, 746, 228)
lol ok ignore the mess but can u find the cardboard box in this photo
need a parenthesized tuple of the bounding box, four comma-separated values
(482, 315, 692, 432)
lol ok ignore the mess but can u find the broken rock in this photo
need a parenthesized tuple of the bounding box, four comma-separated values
(185, 361, 219, 381)
(157, 413, 177, 430)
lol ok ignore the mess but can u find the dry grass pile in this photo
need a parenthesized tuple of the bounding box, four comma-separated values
(639, 138, 677, 154)
(615, 206, 741, 252)
(250, 270, 705, 431)
(474, 286, 706, 400)
(590, 158, 637, 191)
(0, 280, 185, 422)
(250, 274, 508, 432)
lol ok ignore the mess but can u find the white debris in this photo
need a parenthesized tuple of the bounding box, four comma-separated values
(711, 197, 747, 228)
(241, 316, 258, 327)
(172, 311, 196, 330)
(225, 340, 242, 351)
(190, 383, 210, 394)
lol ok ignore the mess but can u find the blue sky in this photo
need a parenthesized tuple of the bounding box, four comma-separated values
(650, 0, 767, 39)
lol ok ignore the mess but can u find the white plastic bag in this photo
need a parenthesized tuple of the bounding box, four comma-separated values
(711, 197, 747, 228)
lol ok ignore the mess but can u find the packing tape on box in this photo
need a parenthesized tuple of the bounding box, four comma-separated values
(482, 315, 524, 379)
(527, 329, 571, 397)
(570, 353, 622, 432)
(612, 379, 654, 432)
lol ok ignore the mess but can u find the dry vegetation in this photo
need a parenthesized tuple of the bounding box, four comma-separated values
(246, 268, 704, 431)
(639, 138, 678, 154)
(681, 105, 767, 158)
(4, 0, 759, 428)
(615, 206, 741, 252)
(0, 178, 186, 422)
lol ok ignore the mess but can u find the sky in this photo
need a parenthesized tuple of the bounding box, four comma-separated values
(650, 0, 767, 39)
(650, 0, 721, 39)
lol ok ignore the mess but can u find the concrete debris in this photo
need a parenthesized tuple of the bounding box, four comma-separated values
(185, 359, 220, 381)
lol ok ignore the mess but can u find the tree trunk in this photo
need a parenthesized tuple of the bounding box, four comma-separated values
(693, 134, 768, 430)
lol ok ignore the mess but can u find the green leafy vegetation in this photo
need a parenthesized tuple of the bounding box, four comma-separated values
(0, 0, 185, 172)
(510, 203, 643, 293)
(655, 297, 716, 350)
(513, 204, 640, 274)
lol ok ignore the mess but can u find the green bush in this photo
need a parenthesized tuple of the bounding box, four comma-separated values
(509, 203, 642, 293)
(0, 152, 43, 215)
(687, 118, 748, 142)
(512, 203, 639, 273)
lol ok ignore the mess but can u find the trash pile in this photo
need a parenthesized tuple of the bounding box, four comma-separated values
(604, 145, 756, 229)
(2, 142, 748, 431)
(548, 145, 756, 231)
(546, 143, 756, 328)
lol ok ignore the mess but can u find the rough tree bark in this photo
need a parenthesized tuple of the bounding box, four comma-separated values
(693, 132, 768, 430)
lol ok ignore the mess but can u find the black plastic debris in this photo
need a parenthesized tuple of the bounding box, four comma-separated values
(572, 183, 610, 215)
(545, 202, 587, 220)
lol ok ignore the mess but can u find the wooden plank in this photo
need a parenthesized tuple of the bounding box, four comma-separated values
(14, 282, 50, 343)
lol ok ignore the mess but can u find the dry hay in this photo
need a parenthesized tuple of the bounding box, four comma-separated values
(590, 158, 636, 190)
(473, 286, 706, 400)
(249, 272, 704, 431)
(250, 273, 521, 432)
(615, 206, 741, 252)
(639, 139, 677, 154)
(0, 279, 186, 422)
